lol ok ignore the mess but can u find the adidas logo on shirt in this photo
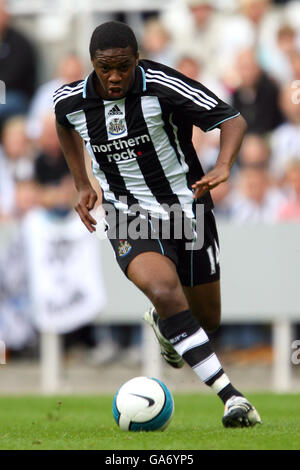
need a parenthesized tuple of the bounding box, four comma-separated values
(108, 105, 123, 116)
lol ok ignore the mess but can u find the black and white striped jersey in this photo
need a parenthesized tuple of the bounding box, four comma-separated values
(54, 59, 240, 219)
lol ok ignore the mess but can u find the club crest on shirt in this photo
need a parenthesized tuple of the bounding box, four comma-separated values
(118, 239, 132, 257)
(108, 118, 126, 136)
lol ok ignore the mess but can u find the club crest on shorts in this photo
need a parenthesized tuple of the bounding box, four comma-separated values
(108, 117, 126, 136)
(118, 239, 132, 257)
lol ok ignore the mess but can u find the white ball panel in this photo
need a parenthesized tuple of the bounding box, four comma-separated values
(118, 413, 131, 431)
(116, 377, 165, 423)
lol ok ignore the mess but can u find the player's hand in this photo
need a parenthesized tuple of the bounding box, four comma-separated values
(192, 163, 230, 199)
(75, 186, 98, 232)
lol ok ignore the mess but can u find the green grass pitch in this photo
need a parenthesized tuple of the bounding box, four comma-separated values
(0, 393, 299, 450)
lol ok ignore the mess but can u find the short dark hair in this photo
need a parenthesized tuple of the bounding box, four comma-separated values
(89, 21, 138, 59)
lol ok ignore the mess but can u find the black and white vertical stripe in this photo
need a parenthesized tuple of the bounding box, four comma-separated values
(65, 107, 119, 206)
(65, 95, 196, 217)
(140, 96, 194, 218)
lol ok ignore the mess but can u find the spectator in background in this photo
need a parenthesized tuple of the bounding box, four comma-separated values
(240, 0, 277, 27)
(140, 18, 177, 67)
(270, 82, 300, 180)
(289, 51, 300, 81)
(261, 24, 298, 85)
(229, 164, 285, 222)
(214, 2, 258, 83)
(238, 133, 271, 168)
(175, 55, 200, 81)
(14, 180, 39, 218)
(1, 116, 34, 181)
(203, 128, 271, 221)
(0, 145, 15, 219)
(279, 1, 300, 32)
(161, 0, 224, 78)
(232, 48, 283, 134)
(237, 0, 282, 61)
(0, 0, 37, 129)
(210, 180, 232, 219)
(238, 0, 272, 34)
(33, 112, 75, 215)
(175, 54, 231, 172)
(175, 54, 230, 101)
(161, 1, 289, 85)
(0, 116, 35, 218)
(276, 159, 300, 220)
(26, 53, 84, 140)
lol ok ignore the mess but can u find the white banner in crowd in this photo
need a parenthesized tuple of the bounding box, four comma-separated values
(22, 209, 106, 334)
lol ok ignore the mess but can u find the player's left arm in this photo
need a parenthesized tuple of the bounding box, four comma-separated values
(192, 114, 247, 198)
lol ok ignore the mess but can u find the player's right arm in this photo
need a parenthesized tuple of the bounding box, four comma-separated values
(55, 120, 98, 233)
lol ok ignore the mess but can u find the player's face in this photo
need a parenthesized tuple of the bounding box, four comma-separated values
(92, 47, 139, 100)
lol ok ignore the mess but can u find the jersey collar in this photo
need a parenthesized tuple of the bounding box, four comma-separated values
(83, 65, 146, 100)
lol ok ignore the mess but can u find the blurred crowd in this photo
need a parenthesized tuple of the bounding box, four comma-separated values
(0, 0, 300, 366)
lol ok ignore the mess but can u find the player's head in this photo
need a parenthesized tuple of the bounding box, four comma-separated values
(90, 21, 139, 100)
(89, 21, 138, 59)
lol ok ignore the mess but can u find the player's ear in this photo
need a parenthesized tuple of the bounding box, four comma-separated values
(135, 52, 139, 66)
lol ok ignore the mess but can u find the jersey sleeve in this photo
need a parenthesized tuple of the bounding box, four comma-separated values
(53, 87, 74, 129)
(144, 62, 240, 132)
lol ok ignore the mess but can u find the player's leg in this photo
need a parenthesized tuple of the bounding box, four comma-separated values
(173, 210, 261, 427)
(127, 251, 189, 319)
(108, 212, 261, 427)
(177, 210, 222, 333)
(127, 251, 187, 368)
(106, 211, 188, 368)
(183, 280, 221, 333)
(137, 253, 241, 411)
(127, 251, 225, 379)
(127, 251, 259, 426)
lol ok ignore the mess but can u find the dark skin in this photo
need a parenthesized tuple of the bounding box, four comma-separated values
(56, 46, 247, 329)
(92, 47, 139, 100)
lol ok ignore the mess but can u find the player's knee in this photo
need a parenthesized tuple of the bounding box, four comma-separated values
(146, 281, 182, 313)
(149, 283, 175, 306)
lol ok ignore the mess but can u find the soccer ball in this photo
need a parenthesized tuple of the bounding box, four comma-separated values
(112, 376, 174, 431)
